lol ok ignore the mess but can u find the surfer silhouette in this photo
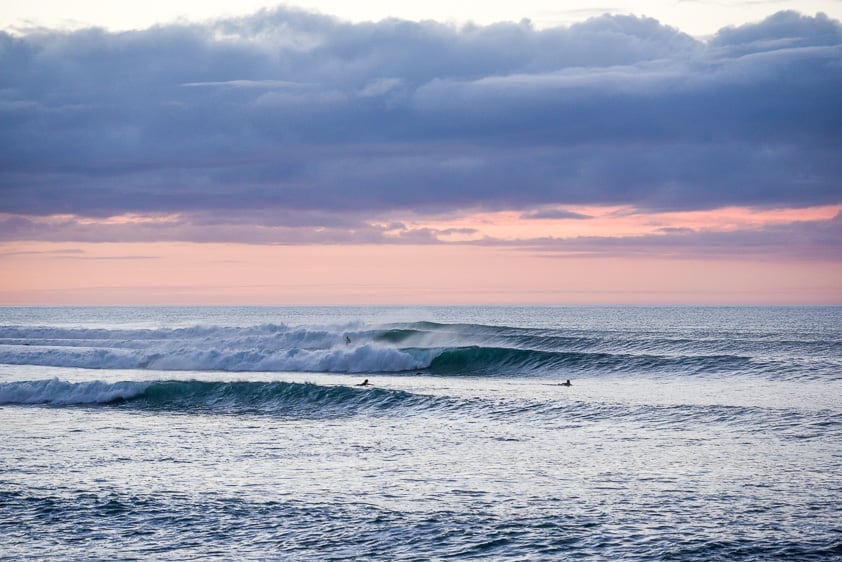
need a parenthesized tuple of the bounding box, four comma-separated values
(345, 336, 351, 345)
(560, 379, 572, 387)
(357, 379, 370, 387)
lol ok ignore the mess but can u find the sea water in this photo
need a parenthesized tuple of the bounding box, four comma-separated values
(0, 306, 839, 560)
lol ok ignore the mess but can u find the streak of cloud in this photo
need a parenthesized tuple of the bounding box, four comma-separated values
(1, 209, 838, 261)
(517, 212, 842, 260)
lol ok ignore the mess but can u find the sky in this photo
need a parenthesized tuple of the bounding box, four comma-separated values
(1, 2, 841, 305)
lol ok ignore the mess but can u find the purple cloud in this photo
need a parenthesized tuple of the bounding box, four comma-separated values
(0, 9, 839, 222)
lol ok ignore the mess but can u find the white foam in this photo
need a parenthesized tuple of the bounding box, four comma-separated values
(144, 344, 431, 373)
(0, 324, 439, 373)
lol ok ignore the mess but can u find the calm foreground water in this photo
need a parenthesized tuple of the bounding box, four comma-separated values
(1, 306, 840, 560)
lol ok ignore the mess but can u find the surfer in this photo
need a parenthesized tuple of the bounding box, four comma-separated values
(345, 336, 351, 345)
(356, 379, 371, 387)
(560, 379, 572, 387)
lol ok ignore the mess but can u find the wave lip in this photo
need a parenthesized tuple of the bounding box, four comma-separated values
(0, 379, 150, 405)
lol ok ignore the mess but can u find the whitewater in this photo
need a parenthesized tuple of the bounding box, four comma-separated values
(1, 306, 840, 560)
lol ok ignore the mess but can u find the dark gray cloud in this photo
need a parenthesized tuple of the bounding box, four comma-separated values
(0, 211, 450, 245)
(521, 208, 593, 220)
(0, 8, 840, 221)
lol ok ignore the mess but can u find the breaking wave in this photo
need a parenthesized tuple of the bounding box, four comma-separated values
(0, 321, 836, 379)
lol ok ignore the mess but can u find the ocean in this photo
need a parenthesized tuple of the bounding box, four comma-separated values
(1, 306, 839, 560)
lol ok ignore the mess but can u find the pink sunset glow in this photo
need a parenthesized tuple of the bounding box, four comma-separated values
(2, 239, 840, 305)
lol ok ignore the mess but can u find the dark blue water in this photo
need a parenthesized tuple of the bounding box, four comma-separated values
(1, 306, 840, 560)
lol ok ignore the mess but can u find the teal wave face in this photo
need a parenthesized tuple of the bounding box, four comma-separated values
(424, 346, 753, 376)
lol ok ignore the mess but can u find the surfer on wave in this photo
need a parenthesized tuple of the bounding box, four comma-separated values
(560, 379, 572, 387)
(356, 379, 371, 387)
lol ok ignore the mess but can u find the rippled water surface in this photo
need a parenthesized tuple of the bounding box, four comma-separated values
(1, 306, 840, 560)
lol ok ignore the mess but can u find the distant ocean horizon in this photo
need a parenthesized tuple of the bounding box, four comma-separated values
(2, 305, 840, 560)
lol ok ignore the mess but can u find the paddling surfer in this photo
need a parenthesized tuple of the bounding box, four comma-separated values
(560, 379, 572, 387)
(356, 379, 371, 387)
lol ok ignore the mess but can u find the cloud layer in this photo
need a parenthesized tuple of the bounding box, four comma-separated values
(1, 8, 841, 232)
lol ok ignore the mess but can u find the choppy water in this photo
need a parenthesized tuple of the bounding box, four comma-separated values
(1, 306, 840, 560)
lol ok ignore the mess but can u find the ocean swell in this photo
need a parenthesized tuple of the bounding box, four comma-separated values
(0, 379, 444, 417)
